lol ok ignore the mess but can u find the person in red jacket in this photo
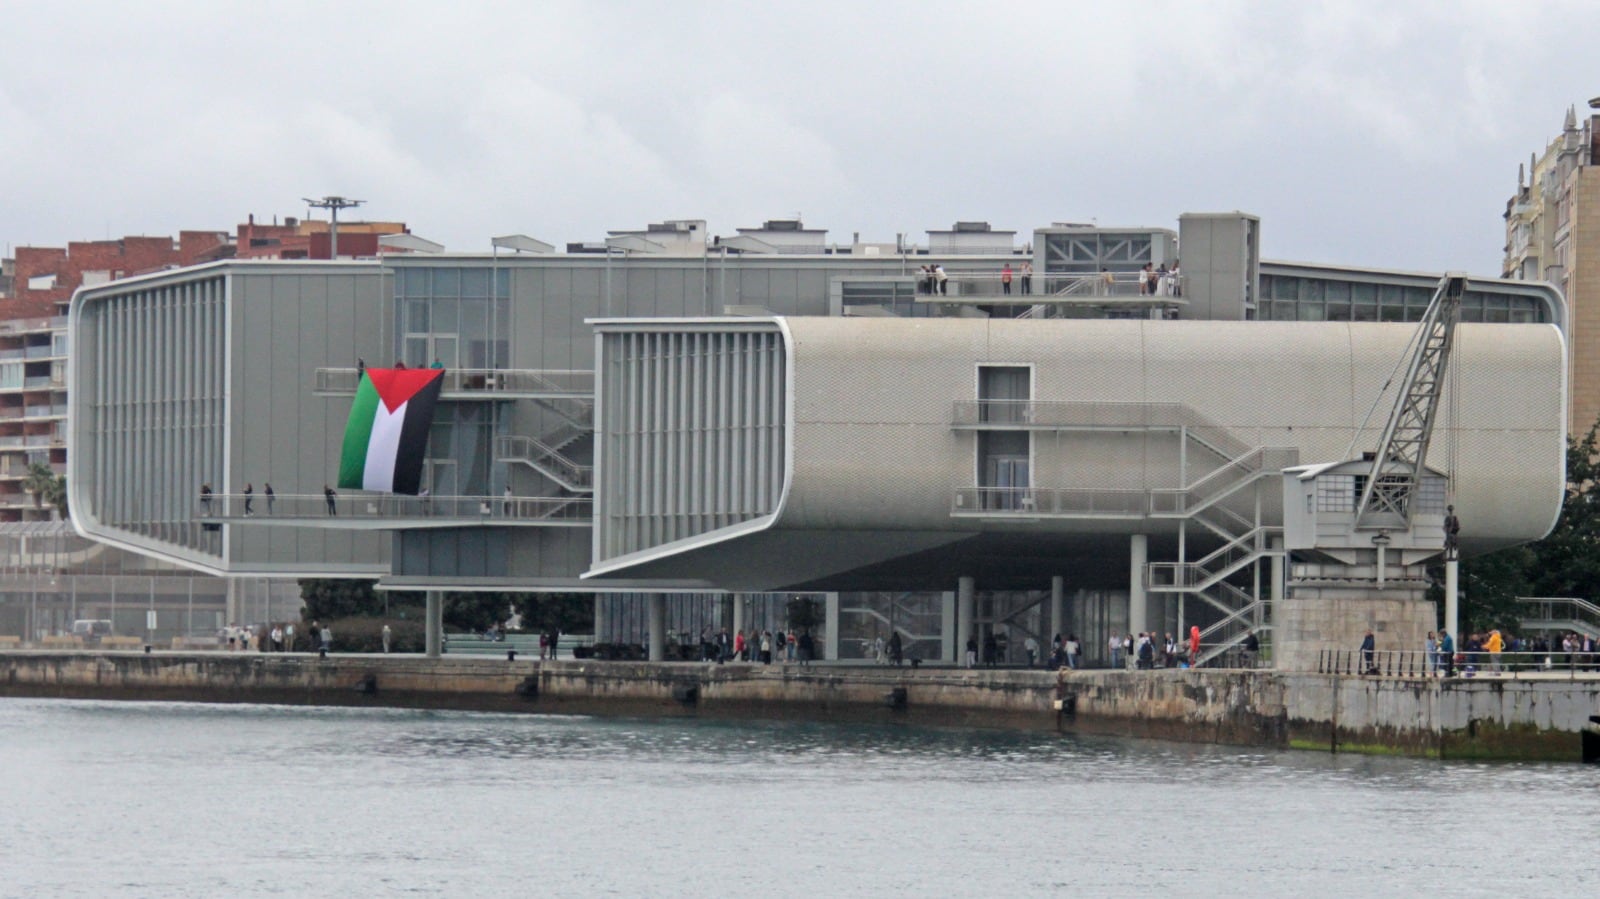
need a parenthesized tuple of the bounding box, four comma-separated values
(1188, 625, 1201, 666)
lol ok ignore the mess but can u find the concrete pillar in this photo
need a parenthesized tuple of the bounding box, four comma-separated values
(1050, 576, 1065, 641)
(1445, 558, 1459, 645)
(425, 590, 442, 658)
(824, 592, 840, 662)
(1129, 534, 1148, 641)
(1270, 537, 1285, 602)
(647, 593, 665, 662)
(732, 592, 745, 641)
(957, 576, 975, 665)
(593, 594, 608, 644)
(940, 591, 956, 663)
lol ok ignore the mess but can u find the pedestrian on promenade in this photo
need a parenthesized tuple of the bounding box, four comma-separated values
(798, 630, 814, 667)
(1188, 625, 1201, 667)
(983, 632, 998, 668)
(200, 483, 213, 515)
(319, 625, 332, 652)
(1066, 634, 1080, 670)
(243, 484, 254, 516)
(888, 631, 903, 667)
(965, 636, 978, 668)
(1425, 632, 1438, 675)
(1485, 628, 1504, 673)
(264, 483, 275, 515)
(1001, 263, 1014, 295)
(382, 624, 392, 653)
(1108, 632, 1123, 669)
(1020, 261, 1033, 295)
(1024, 635, 1038, 668)
(548, 627, 561, 660)
(1242, 630, 1260, 669)
(934, 264, 949, 296)
(1359, 629, 1377, 675)
(324, 485, 337, 515)
(1439, 629, 1455, 677)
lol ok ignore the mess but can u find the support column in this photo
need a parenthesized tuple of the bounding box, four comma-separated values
(1445, 558, 1459, 645)
(940, 591, 956, 663)
(1050, 576, 1065, 641)
(425, 590, 442, 658)
(824, 592, 839, 662)
(593, 594, 608, 644)
(1129, 535, 1148, 644)
(732, 592, 745, 642)
(647, 593, 665, 662)
(957, 576, 975, 666)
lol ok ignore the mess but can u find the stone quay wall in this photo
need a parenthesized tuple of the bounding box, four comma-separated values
(2, 653, 1595, 761)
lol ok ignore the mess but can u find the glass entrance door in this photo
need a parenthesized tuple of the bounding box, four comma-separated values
(984, 455, 1030, 510)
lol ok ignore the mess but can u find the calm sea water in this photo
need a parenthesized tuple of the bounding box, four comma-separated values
(4, 698, 1597, 898)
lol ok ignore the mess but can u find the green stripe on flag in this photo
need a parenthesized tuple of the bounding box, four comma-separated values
(337, 375, 381, 489)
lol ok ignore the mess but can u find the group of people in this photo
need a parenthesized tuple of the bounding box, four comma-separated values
(963, 632, 1005, 667)
(917, 264, 949, 295)
(1136, 261, 1181, 297)
(1416, 628, 1599, 677)
(221, 621, 332, 653)
(198, 483, 276, 516)
(1103, 626, 1210, 669)
(700, 627, 816, 666)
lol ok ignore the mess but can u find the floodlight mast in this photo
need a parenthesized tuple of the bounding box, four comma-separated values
(303, 196, 365, 259)
(1352, 274, 1466, 530)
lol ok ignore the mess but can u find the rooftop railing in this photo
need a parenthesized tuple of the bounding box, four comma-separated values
(314, 367, 595, 399)
(915, 269, 1186, 301)
(195, 492, 592, 524)
(950, 400, 1256, 459)
(952, 486, 1148, 516)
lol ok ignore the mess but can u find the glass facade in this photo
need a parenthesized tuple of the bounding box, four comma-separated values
(1259, 275, 1548, 324)
(394, 267, 511, 369)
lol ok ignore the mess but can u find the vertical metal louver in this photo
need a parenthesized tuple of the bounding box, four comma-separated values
(596, 324, 785, 561)
(83, 275, 227, 556)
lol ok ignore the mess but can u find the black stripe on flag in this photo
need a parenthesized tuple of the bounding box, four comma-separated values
(391, 373, 443, 495)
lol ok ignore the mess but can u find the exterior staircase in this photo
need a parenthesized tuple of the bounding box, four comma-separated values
(1518, 596, 1600, 640)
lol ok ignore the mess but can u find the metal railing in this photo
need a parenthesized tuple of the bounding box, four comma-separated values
(0, 315, 67, 334)
(952, 486, 1147, 516)
(22, 405, 66, 419)
(494, 434, 594, 490)
(919, 270, 1186, 300)
(1316, 648, 1599, 679)
(195, 492, 592, 523)
(1518, 596, 1600, 639)
(313, 367, 596, 397)
(951, 401, 1248, 456)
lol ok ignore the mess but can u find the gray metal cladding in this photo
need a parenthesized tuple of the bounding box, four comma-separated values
(596, 326, 786, 562)
(774, 317, 1563, 547)
(79, 275, 226, 557)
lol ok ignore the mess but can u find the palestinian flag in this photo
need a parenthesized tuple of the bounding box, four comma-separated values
(338, 368, 444, 494)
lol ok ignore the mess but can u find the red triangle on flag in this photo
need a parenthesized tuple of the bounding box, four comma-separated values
(367, 368, 445, 413)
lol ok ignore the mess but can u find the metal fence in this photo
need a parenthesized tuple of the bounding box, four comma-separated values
(1316, 648, 1599, 679)
(195, 492, 591, 523)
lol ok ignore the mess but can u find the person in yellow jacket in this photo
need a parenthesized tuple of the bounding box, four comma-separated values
(1484, 629, 1504, 673)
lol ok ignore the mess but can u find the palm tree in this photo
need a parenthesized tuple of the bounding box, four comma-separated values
(22, 462, 54, 510)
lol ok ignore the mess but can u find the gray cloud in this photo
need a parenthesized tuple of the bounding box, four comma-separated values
(1, 0, 1595, 275)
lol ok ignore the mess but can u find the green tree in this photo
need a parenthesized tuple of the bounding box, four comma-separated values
(1526, 420, 1600, 601)
(443, 592, 513, 633)
(298, 579, 383, 621)
(22, 462, 57, 512)
(513, 593, 595, 634)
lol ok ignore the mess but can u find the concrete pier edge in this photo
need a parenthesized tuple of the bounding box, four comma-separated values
(2, 652, 1596, 762)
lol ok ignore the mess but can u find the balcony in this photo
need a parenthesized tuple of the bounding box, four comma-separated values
(952, 486, 1148, 518)
(22, 404, 67, 419)
(195, 492, 592, 529)
(313, 367, 595, 401)
(0, 433, 63, 449)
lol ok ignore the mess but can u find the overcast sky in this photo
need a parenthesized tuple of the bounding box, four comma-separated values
(2, 1, 1596, 275)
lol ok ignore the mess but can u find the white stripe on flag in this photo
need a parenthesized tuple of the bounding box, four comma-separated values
(363, 399, 409, 492)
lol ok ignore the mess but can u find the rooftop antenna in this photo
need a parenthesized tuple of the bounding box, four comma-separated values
(303, 196, 365, 259)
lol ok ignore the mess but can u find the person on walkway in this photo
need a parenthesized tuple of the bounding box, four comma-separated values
(1100, 268, 1114, 296)
(734, 629, 746, 662)
(324, 485, 337, 516)
(798, 630, 814, 667)
(1485, 628, 1504, 673)
(1425, 632, 1438, 675)
(1359, 629, 1377, 675)
(717, 627, 731, 664)
(760, 630, 773, 665)
(1019, 261, 1033, 295)
(983, 632, 999, 668)
(285, 623, 296, 652)
(1242, 631, 1260, 669)
(1137, 633, 1154, 670)
(243, 484, 254, 517)
(1188, 625, 1201, 667)
(1024, 635, 1039, 668)
(1000, 263, 1014, 296)
(502, 486, 514, 517)
(1066, 634, 1080, 670)
(430, 358, 445, 369)
(319, 625, 332, 652)
(264, 483, 275, 515)
(965, 636, 978, 668)
(934, 264, 949, 296)
(270, 625, 283, 652)
(888, 631, 903, 667)
(548, 627, 561, 660)
(199, 483, 213, 515)
(382, 624, 392, 654)
(1108, 632, 1123, 669)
